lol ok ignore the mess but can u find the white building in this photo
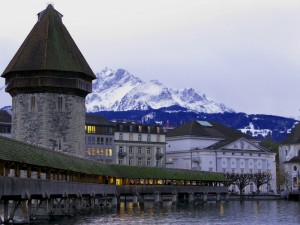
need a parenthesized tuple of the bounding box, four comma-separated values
(114, 122, 166, 167)
(166, 120, 276, 194)
(279, 123, 300, 191)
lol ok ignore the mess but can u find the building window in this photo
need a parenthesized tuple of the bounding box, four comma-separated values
(119, 146, 123, 153)
(294, 166, 298, 171)
(147, 126, 151, 133)
(138, 158, 142, 166)
(129, 134, 133, 141)
(147, 147, 151, 154)
(30, 96, 36, 111)
(156, 127, 160, 134)
(101, 138, 104, 145)
(118, 159, 123, 165)
(109, 149, 112, 156)
(138, 147, 142, 154)
(129, 158, 133, 165)
(147, 159, 151, 166)
(96, 137, 100, 145)
(138, 134, 142, 142)
(147, 135, 151, 142)
(232, 152, 235, 155)
(58, 96, 63, 112)
(156, 147, 160, 154)
(156, 135, 160, 142)
(119, 133, 123, 141)
(86, 126, 96, 134)
(129, 125, 133, 132)
(138, 126, 142, 132)
(129, 147, 133, 154)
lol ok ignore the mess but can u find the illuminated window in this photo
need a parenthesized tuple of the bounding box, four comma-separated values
(106, 149, 109, 156)
(88, 148, 91, 155)
(100, 148, 104, 155)
(138, 126, 142, 132)
(109, 149, 112, 156)
(86, 126, 96, 134)
(91, 148, 95, 155)
(97, 148, 100, 155)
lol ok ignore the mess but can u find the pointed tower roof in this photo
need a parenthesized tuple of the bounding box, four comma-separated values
(1, 4, 95, 79)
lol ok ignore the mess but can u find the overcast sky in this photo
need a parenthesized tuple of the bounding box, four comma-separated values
(1, 0, 300, 118)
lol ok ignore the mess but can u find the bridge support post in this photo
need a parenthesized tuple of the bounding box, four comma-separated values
(3, 200, 8, 223)
(154, 193, 161, 205)
(189, 193, 195, 203)
(216, 193, 220, 202)
(172, 193, 177, 205)
(21, 200, 31, 223)
(203, 193, 208, 203)
(132, 195, 138, 207)
(225, 193, 229, 201)
(138, 195, 145, 206)
(111, 196, 118, 208)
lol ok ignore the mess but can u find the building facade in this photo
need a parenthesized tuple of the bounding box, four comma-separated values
(1, 5, 95, 156)
(85, 114, 115, 163)
(114, 122, 166, 167)
(166, 120, 277, 194)
(0, 110, 12, 138)
(279, 123, 300, 191)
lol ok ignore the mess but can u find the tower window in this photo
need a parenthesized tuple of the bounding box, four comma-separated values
(30, 96, 36, 111)
(58, 97, 63, 112)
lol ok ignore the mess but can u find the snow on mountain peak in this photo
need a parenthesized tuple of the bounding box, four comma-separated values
(85, 68, 234, 113)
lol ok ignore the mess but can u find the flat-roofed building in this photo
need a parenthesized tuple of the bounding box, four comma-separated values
(85, 114, 115, 163)
(114, 122, 166, 167)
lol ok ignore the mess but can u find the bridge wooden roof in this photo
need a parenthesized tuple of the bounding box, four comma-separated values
(0, 136, 226, 182)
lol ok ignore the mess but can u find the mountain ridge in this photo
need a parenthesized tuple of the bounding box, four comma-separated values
(85, 68, 234, 113)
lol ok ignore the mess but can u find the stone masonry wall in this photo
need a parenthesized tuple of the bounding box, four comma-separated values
(12, 93, 85, 156)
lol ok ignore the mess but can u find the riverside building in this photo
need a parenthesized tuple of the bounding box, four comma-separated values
(85, 114, 115, 163)
(114, 121, 166, 167)
(279, 123, 300, 191)
(166, 120, 277, 194)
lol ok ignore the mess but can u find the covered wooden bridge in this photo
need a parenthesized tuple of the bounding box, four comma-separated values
(0, 135, 227, 223)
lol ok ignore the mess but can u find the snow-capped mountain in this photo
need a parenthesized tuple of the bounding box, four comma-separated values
(86, 68, 234, 113)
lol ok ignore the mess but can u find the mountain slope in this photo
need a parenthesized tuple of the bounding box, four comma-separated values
(85, 68, 234, 113)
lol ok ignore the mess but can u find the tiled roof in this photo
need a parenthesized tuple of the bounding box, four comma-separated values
(281, 123, 300, 144)
(0, 110, 11, 123)
(0, 136, 225, 181)
(166, 120, 250, 140)
(284, 156, 300, 164)
(2, 4, 95, 79)
(86, 114, 114, 126)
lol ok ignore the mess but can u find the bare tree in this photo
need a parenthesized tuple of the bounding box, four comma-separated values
(252, 172, 272, 193)
(223, 173, 254, 195)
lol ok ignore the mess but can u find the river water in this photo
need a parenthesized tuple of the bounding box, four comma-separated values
(35, 200, 299, 225)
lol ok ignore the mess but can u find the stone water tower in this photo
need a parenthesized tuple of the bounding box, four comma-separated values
(1, 5, 96, 156)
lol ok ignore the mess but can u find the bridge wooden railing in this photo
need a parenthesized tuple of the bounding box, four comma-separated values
(0, 176, 116, 199)
(116, 185, 228, 195)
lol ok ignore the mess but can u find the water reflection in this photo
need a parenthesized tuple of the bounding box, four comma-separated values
(35, 201, 300, 225)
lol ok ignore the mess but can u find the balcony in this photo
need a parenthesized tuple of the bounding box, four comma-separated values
(192, 157, 201, 163)
(118, 151, 127, 158)
(156, 152, 164, 160)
